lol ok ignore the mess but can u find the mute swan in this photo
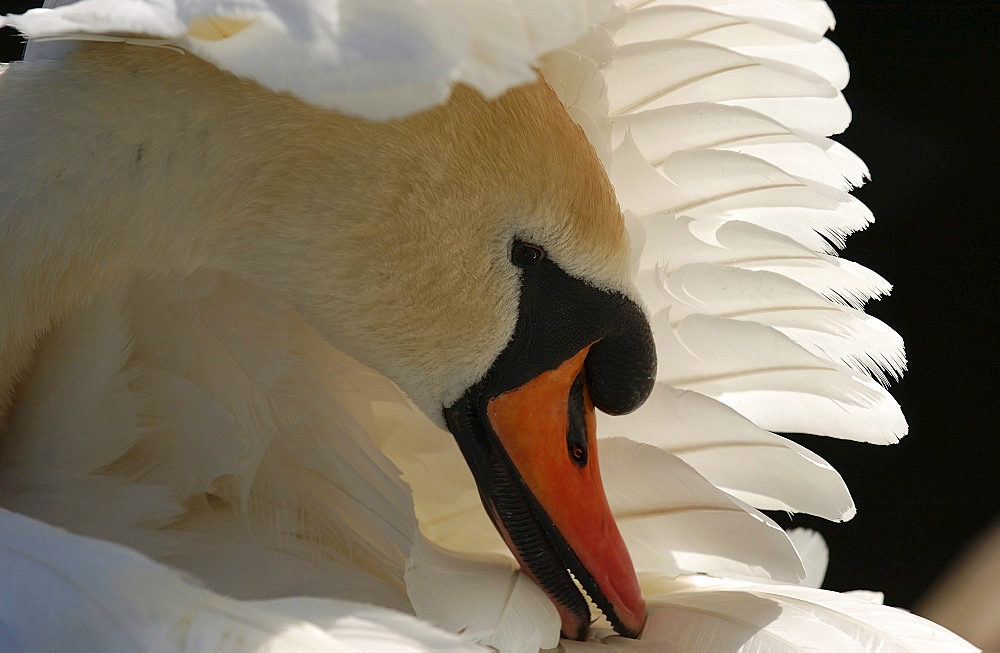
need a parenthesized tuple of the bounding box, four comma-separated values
(0, 1, 977, 651)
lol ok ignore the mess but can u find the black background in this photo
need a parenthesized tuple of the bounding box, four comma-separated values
(2, 0, 998, 612)
(777, 0, 1000, 611)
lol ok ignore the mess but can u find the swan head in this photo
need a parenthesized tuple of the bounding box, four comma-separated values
(380, 82, 656, 640)
(170, 57, 656, 639)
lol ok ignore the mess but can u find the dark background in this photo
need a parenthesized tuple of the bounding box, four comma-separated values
(777, 0, 1000, 611)
(2, 0, 998, 612)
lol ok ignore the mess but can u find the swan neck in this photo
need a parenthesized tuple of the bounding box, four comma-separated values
(0, 47, 253, 416)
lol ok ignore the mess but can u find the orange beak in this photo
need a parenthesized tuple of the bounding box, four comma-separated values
(443, 249, 655, 641)
(485, 344, 646, 639)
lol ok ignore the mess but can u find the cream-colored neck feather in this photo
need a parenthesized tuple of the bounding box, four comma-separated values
(0, 42, 629, 423)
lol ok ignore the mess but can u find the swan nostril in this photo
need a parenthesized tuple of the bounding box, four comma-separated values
(566, 371, 589, 467)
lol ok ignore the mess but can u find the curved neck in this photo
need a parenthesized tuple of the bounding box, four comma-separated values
(0, 45, 362, 417)
(0, 42, 624, 422)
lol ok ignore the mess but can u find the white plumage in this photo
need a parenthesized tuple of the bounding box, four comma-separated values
(0, 1, 977, 651)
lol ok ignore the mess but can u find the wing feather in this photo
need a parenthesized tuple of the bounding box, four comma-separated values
(599, 385, 855, 520)
(3, 0, 615, 119)
(0, 510, 478, 652)
(542, 0, 908, 475)
(601, 438, 804, 583)
(0, 270, 420, 607)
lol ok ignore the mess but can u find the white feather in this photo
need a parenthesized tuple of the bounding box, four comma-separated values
(599, 385, 855, 520)
(747, 586, 979, 652)
(569, 580, 975, 652)
(844, 590, 885, 605)
(606, 6, 848, 90)
(0, 510, 480, 652)
(406, 537, 560, 653)
(1, 271, 421, 607)
(603, 39, 850, 134)
(612, 103, 868, 190)
(2, 0, 614, 119)
(601, 438, 804, 583)
(785, 529, 830, 589)
(634, 216, 891, 310)
(618, 0, 836, 37)
(0, 287, 188, 557)
(552, 0, 909, 458)
(650, 312, 905, 443)
(641, 589, 867, 652)
(653, 263, 905, 383)
(615, 146, 872, 252)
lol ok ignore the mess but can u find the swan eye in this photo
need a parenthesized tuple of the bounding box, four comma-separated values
(511, 241, 546, 268)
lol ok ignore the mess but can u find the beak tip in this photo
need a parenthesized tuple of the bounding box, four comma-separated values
(621, 605, 647, 639)
(605, 576, 647, 639)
